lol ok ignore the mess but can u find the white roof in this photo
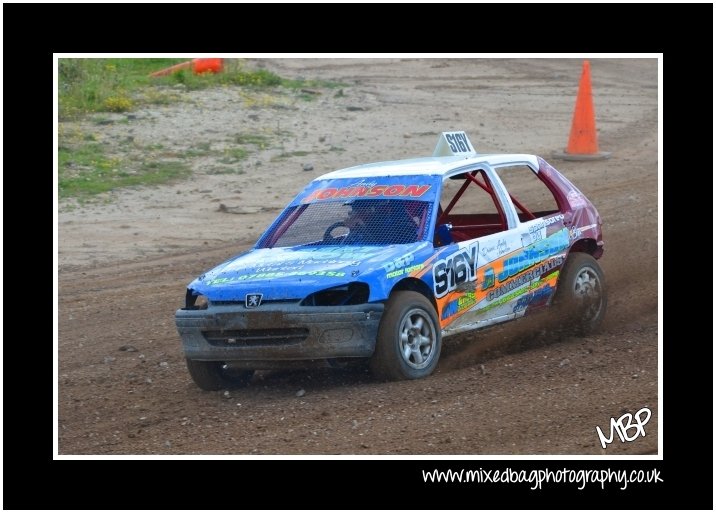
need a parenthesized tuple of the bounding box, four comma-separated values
(316, 154, 540, 180)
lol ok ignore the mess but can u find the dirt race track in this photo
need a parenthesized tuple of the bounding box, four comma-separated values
(57, 58, 659, 455)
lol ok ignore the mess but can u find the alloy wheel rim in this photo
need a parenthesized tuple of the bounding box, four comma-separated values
(398, 308, 437, 370)
(573, 267, 603, 321)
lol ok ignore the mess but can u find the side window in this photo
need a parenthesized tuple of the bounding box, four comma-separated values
(493, 165, 560, 222)
(435, 169, 507, 245)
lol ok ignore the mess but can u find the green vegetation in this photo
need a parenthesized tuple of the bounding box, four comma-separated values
(59, 58, 347, 119)
(59, 140, 190, 199)
(59, 58, 182, 119)
(273, 150, 310, 160)
(206, 166, 246, 175)
(57, 58, 347, 199)
(234, 133, 271, 147)
(219, 148, 250, 164)
(181, 142, 212, 158)
(281, 77, 345, 90)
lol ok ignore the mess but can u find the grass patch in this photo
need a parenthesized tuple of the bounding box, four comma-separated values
(59, 141, 190, 199)
(234, 133, 271, 147)
(223, 68, 282, 87)
(282, 78, 347, 90)
(219, 147, 250, 164)
(141, 88, 184, 105)
(297, 92, 319, 102)
(59, 58, 348, 119)
(59, 58, 185, 119)
(206, 166, 246, 175)
(178, 142, 212, 159)
(239, 91, 282, 109)
(272, 150, 311, 161)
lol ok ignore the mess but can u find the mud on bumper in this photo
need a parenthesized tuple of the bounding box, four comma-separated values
(175, 303, 384, 366)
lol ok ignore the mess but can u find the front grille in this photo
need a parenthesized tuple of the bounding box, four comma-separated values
(210, 299, 300, 306)
(202, 328, 309, 346)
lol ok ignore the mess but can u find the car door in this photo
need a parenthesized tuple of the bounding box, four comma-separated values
(479, 163, 571, 322)
(433, 165, 525, 336)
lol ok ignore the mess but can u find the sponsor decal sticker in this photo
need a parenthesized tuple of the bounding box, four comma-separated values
(206, 269, 348, 285)
(436, 231, 569, 326)
(303, 184, 431, 203)
(433, 242, 479, 299)
(383, 254, 425, 279)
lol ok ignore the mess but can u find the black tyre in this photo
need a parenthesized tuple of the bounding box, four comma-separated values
(185, 359, 254, 391)
(370, 291, 441, 380)
(553, 252, 607, 334)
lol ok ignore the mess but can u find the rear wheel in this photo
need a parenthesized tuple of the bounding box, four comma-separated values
(185, 359, 254, 391)
(554, 252, 607, 334)
(370, 291, 441, 380)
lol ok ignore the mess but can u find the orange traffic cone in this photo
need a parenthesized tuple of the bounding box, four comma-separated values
(149, 58, 224, 78)
(192, 58, 223, 74)
(553, 60, 610, 161)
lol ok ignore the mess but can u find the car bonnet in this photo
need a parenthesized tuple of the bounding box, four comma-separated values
(188, 242, 433, 302)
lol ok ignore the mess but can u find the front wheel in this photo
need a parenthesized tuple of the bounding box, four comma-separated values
(370, 291, 441, 381)
(553, 252, 607, 334)
(185, 359, 255, 391)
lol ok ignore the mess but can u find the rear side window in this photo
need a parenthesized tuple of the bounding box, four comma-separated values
(494, 165, 560, 221)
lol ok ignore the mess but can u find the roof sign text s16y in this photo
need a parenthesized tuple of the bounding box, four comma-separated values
(433, 131, 476, 157)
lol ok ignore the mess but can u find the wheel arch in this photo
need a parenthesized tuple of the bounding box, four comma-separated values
(552, 250, 607, 334)
(390, 277, 437, 312)
(569, 238, 603, 259)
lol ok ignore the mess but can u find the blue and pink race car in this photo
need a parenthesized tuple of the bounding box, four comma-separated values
(175, 132, 606, 390)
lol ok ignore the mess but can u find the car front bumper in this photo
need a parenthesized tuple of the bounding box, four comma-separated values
(175, 302, 384, 367)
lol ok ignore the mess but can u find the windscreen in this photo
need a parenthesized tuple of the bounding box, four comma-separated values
(257, 175, 439, 248)
(258, 199, 433, 248)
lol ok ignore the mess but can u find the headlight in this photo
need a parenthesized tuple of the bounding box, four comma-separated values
(301, 283, 369, 306)
(185, 290, 209, 310)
